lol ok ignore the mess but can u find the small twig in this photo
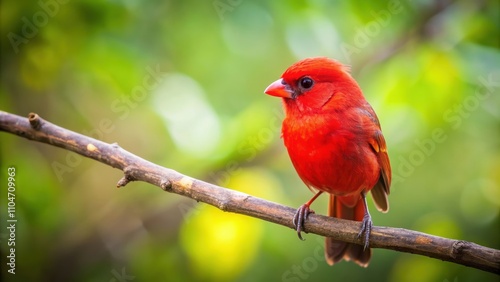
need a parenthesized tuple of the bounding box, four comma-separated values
(0, 110, 499, 274)
(28, 112, 41, 129)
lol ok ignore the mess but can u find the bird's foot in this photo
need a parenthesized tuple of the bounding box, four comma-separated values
(293, 204, 315, 240)
(357, 212, 373, 250)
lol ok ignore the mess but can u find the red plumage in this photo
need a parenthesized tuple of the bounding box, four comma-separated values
(265, 57, 391, 267)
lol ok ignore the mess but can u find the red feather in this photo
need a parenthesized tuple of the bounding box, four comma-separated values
(265, 57, 391, 267)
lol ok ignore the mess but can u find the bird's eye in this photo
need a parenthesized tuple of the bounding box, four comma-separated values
(299, 77, 314, 90)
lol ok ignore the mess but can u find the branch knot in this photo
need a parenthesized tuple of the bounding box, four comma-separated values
(160, 179, 172, 191)
(451, 240, 467, 259)
(28, 113, 42, 130)
(117, 167, 136, 188)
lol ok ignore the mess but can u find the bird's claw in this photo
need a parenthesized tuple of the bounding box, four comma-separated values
(357, 212, 373, 250)
(293, 204, 315, 240)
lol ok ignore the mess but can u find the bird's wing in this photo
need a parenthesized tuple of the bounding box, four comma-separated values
(359, 103, 391, 212)
(368, 129, 391, 212)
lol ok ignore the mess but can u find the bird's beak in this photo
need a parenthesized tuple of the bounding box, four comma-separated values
(264, 79, 293, 98)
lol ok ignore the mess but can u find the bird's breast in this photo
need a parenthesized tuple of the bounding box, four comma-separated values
(282, 114, 379, 197)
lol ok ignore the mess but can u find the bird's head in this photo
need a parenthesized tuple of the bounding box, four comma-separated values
(264, 57, 363, 112)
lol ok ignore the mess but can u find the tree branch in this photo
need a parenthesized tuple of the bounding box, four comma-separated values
(1, 110, 499, 274)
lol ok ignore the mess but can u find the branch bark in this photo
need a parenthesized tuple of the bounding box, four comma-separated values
(1, 110, 499, 274)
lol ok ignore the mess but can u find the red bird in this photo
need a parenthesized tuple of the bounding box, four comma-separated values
(264, 57, 391, 267)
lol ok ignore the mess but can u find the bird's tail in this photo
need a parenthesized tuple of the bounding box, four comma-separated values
(325, 194, 371, 267)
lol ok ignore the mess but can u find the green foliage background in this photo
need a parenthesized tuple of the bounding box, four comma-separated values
(1, 0, 499, 281)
